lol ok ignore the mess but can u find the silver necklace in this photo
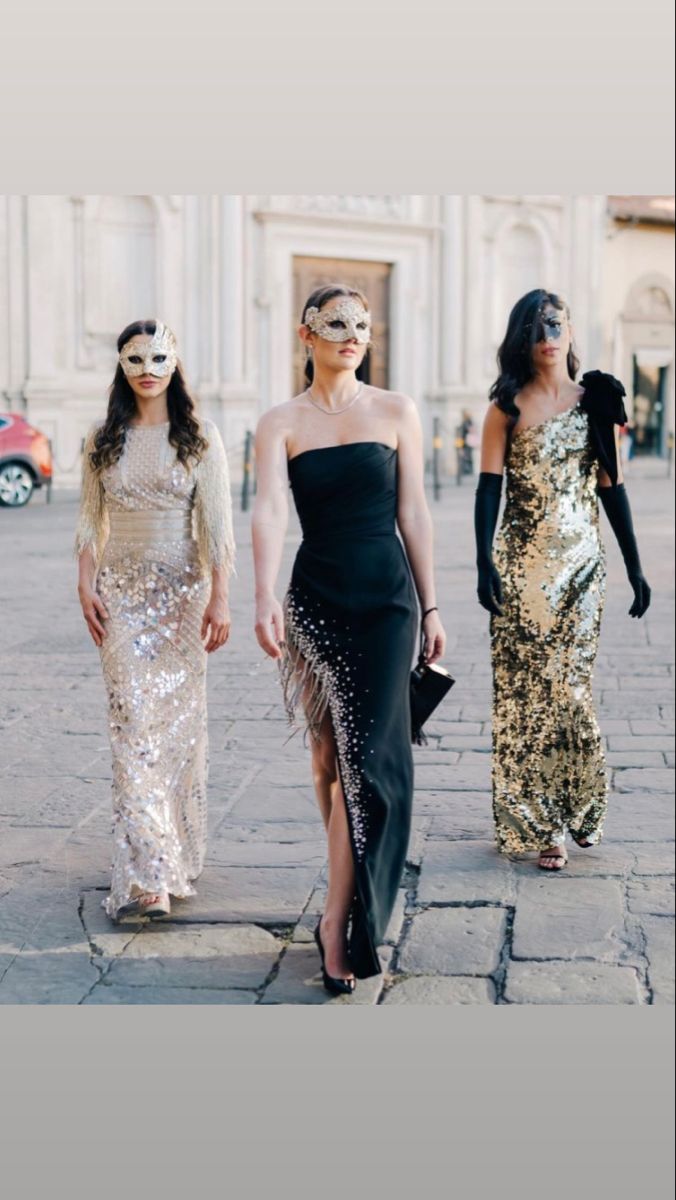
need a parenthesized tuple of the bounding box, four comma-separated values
(305, 382, 363, 415)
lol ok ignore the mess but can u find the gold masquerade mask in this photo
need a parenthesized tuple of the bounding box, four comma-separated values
(304, 298, 372, 344)
(118, 322, 178, 378)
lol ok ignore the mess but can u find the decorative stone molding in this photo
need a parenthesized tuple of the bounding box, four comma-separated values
(624, 274, 675, 321)
(263, 195, 412, 221)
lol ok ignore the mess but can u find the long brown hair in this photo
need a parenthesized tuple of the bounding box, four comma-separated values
(301, 283, 371, 386)
(89, 319, 208, 472)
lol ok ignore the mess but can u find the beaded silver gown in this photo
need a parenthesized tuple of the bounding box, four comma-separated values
(75, 420, 235, 916)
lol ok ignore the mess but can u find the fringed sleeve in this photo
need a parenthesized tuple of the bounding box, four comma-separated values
(74, 425, 109, 564)
(193, 419, 236, 577)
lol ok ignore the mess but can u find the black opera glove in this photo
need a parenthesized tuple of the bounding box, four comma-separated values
(474, 472, 504, 617)
(598, 483, 652, 618)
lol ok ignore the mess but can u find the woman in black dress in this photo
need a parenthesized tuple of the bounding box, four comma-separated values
(252, 284, 446, 992)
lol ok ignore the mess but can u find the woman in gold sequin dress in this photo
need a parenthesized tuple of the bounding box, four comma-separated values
(75, 320, 235, 920)
(475, 290, 651, 870)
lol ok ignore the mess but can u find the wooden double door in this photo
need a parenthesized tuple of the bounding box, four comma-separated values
(292, 256, 391, 396)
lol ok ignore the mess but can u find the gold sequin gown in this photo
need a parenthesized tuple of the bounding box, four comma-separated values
(491, 403, 607, 854)
(75, 420, 235, 916)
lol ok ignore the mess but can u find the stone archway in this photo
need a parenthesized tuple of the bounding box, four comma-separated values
(621, 274, 675, 456)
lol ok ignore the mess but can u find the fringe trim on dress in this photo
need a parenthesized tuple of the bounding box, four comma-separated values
(278, 593, 333, 744)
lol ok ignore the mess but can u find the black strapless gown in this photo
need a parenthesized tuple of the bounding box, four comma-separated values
(280, 441, 418, 979)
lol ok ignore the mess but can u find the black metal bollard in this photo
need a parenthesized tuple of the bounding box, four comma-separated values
(454, 426, 464, 487)
(432, 417, 442, 501)
(667, 431, 674, 479)
(46, 438, 53, 503)
(241, 430, 253, 511)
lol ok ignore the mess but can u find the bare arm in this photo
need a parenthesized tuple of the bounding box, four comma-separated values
(252, 410, 290, 659)
(396, 397, 446, 664)
(77, 544, 109, 647)
(479, 401, 510, 474)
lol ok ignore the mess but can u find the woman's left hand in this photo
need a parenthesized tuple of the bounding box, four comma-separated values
(201, 593, 231, 653)
(422, 610, 446, 664)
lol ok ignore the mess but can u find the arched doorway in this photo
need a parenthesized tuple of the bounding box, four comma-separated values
(292, 256, 391, 396)
(621, 277, 675, 457)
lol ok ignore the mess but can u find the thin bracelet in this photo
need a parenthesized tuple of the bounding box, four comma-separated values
(422, 606, 438, 618)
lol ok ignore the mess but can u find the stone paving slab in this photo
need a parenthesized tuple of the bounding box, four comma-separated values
(641, 916, 675, 1003)
(504, 962, 642, 1005)
(416, 839, 516, 904)
(104, 923, 281, 991)
(604, 792, 674, 842)
(205, 833, 326, 868)
(0, 473, 673, 1004)
(398, 907, 507, 976)
(417, 790, 495, 829)
(83, 985, 258, 1004)
(512, 878, 627, 962)
(157, 865, 320, 926)
(627, 878, 675, 916)
(630, 843, 676, 875)
(381, 976, 496, 1004)
(614, 768, 674, 792)
(0, 952, 100, 1005)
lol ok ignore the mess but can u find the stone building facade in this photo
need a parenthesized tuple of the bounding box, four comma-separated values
(1, 194, 673, 484)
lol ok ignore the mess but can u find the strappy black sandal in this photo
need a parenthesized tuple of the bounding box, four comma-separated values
(538, 849, 568, 871)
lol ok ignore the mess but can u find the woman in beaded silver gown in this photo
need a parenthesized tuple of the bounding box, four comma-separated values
(75, 320, 235, 919)
(475, 291, 651, 870)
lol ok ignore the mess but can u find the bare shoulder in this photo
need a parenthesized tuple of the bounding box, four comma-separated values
(483, 400, 511, 431)
(255, 399, 296, 441)
(367, 386, 418, 421)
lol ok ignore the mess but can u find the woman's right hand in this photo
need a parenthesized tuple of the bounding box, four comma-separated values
(254, 594, 285, 659)
(477, 561, 504, 617)
(78, 584, 109, 646)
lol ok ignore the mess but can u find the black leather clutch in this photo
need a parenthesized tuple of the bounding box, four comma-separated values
(410, 635, 455, 746)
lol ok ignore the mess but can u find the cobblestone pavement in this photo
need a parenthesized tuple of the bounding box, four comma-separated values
(1, 463, 673, 1005)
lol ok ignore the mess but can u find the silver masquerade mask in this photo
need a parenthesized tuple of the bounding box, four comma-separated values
(118, 322, 178, 379)
(304, 298, 372, 344)
(535, 308, 566, 343)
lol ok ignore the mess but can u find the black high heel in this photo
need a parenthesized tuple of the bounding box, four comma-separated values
(314, 919, 356, 996)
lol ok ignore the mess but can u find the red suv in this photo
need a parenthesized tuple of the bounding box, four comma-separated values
(0, 413, 53, 507)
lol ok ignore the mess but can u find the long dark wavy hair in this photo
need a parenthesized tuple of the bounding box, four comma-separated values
(301, 283, 371, 386)
(89, 319, 208, 473)
(489, 289, 580, 421)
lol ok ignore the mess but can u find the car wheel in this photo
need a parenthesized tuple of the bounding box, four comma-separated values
(0, 462, 35, 507)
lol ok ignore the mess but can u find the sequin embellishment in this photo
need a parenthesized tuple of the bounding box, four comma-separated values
(280, 589, 370, 856)
(491, 405, 608, 853)
(75, 420, 234, 916)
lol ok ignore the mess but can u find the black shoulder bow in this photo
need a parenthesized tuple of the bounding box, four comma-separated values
(579, 370, 628, 485)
